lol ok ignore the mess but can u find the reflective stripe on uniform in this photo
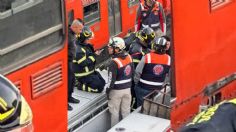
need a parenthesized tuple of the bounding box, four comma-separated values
(151, 23, 160, 27)
(89, 56, 95, 62)
(114, 79, 132, 84)
(228, 98, 236, 104)
(113, 58, 123, 67)
(82, 84, 86, 91)
(167, 55, 171, 65)
(73, 56, 86, 64)
(140, 78, 163, 86)
(88, 87, 98, 92)
(85, 66, 89, 72)
(74, 70, 94, 77)
(133, 59, 140, 63)
(147, 53, 151, 64)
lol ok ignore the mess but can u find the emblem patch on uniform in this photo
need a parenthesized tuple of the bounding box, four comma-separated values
(153, 65, 164, 75)
(124, 65, 131, 76)
(154, 11, 158, 15)
(143, 13, 147, 17)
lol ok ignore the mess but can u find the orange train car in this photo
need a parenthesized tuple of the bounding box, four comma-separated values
(170, 0, 236, 130)
(0, 0, 139, 131)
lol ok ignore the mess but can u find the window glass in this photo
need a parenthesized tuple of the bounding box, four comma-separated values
(0, 0, 64, 74)
(68, 10, 74, 25)
(83, 2, 100, 26)
(128, 0, 139, 7)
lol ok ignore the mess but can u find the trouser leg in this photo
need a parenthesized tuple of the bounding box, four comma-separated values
(77, 72, 105, 93)
(121, 88, 132, 119)
(108, 90, 122, 127)
(68, 62, 75, 98)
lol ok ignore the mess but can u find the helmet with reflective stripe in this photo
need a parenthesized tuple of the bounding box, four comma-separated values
(109, 37, 126, 52)
(138, 27, 155, 47)
(0, 75, 33, 131)
(79, 26, 94, 42)
(151, 37, 167, 54)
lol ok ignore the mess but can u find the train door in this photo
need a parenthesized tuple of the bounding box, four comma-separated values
(108, 0, 122, 36)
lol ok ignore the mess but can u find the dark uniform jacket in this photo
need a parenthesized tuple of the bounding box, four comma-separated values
(129, 39, 149, 68)
(139, 52, 170, 90)
(181, 98, 236, 132)
(107, 52, 134, 90)
(68, 27, 77, 62)
(136, 1, 166, 33)
(73, 42, 96, 78)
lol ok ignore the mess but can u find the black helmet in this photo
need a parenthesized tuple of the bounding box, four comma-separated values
(138, 27, 155, 47)
(0, 75, 33, 131)
(79, 26, 94, 43)
(151, 37, 167, 54)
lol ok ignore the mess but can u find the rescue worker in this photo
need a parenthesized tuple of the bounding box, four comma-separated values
(180, 98, 236, 132)
(106, 37, 133, 127)
(161, 35, 171, 55)
(136, 0, 166, 37)
(73, 26, 105, 93)
(0, 74, 33, 131)
(134, 37, 171, 107)
(128, 27, 155, 110)
(68, 19, 83, 111)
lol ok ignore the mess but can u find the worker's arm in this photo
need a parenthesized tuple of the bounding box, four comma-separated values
(158, 2, 166, 34)
(73, 46, 93, 67)
(135, 4, 142, 31)
(134, 56, 145, 84)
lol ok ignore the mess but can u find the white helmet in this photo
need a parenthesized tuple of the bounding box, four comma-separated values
(108, 37, 126, 51)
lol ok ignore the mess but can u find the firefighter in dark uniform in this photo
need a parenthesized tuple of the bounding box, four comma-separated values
(106, 37, 133, 126)
(0, 74, 33, 131)
(134, 37, 171, 107)
(68, 19, 82, 111)
(181, 98, 236, 132)
(136, 0, 166, 37)
(128, 27, 155, 110)
(73, 26, 105, 93)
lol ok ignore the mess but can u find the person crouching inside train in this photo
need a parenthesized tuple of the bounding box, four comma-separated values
(73, 26, 105, 93)
(106, 37, 134, 127)
(128, 27, 155, 110)
(134, 37, 171, 107)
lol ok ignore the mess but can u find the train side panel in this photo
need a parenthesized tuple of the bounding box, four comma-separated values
(171, 0, 236, 129)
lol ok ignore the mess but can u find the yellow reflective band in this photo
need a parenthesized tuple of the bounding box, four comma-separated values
(77, 56, 87, 64)
(0, 108, 15, 121)
(228, 98, 236, 104)
(133, 59, 140, 63)
(75, 70, 94, 77)
(141, 51, 145, 55)
(85, 67, 89, 72)
(143, 34, 147, 40)
(89, 56, 95, 62)
(81, 48, 86, 53)
(75, 34, 80, 38)
(84, 31, 90, 37)
(151, 32, 155, 38)
(88, 87, 98, 92)
(0, 97, 7, 111)
(82, 84, 86, 91)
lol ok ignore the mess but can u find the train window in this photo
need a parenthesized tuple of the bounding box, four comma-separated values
(68, 10, 74, 25)
(83, 2, 101, 26)
(0, 0, 43, 19)
(128, 0, 139, 7)
(0, 0, 65, 74)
